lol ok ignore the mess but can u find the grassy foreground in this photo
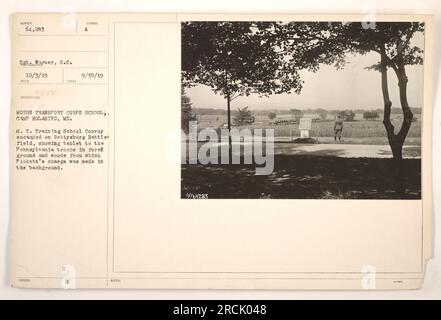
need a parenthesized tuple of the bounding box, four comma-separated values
(181, 155, 421, 199)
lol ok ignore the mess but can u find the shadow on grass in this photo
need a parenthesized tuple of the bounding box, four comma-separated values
(181, 155, 421, 199)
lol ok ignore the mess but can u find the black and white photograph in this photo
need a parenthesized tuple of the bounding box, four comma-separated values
(181, 21, 424, 200)
(2, 4, 438, 297)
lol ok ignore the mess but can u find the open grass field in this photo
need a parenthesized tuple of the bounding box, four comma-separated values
(185, 112, 422, 199)
(185, 111, 422, 199)
(195, 113, 421, 145)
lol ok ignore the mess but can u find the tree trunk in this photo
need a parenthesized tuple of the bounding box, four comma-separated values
(394, 54, 414, 144)
(380, 52, 413, 197)
(390, 142, 405, 196)
(226, 93, 232, 163)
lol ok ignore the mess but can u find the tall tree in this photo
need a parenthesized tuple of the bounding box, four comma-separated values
(278, 21, 424, 195)
(181, 22, 302, 161)
(345, 23, 423, 195)
(181, 87, 197, 134)
(362, 24, 423, 194)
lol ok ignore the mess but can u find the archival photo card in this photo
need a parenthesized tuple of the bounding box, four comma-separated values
(9, 13, 433, 290)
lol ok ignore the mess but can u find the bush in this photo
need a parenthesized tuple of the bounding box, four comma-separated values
(268, 112, 277, 120)
(234, 107, 255, 126)
(363, 111, 380, 120)
(339, 110, 356, 121)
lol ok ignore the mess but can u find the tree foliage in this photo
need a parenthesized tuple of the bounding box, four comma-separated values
(234, 107, 255, 126)
(339, 110, 356, 121)
(268, 112, 277, 120)
(181, 88, 197, 133)
(182, 22, 303, 100)
(315, 108, 329, 120)
(363, 110, 380, 120)
(277, 22, 423, 74)
(289, 108, 304, 120)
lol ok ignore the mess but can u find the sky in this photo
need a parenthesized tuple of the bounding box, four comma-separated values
(186, 34, 424, 111)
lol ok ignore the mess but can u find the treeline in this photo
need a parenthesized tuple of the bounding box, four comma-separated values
(194, 107, 422, 115)
(194, 108, 230, 115)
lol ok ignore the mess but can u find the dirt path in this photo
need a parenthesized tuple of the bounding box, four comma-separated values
(274, 143, 421, 158)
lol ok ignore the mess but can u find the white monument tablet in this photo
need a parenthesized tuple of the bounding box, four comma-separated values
(299, 117, 312, 138)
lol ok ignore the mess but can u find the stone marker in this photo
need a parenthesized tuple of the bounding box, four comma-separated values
(298, 117, 312, 138)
